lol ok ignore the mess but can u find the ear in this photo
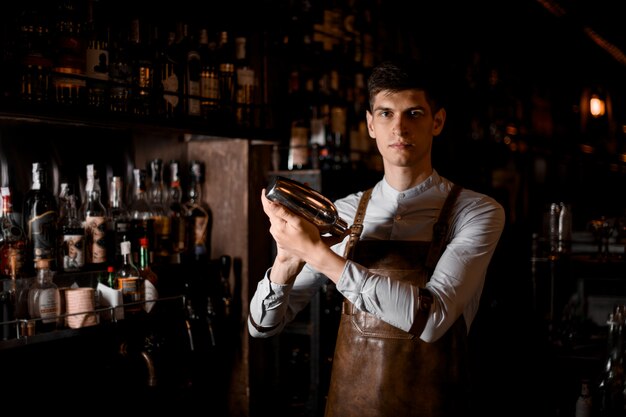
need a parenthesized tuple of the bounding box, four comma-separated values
(432, 108, 446, 136)
(366, 110, 375, 139)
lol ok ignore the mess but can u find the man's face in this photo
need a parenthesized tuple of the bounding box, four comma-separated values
(366, 89, 445, 172)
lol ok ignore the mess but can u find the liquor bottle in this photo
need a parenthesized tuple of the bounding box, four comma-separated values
(185, 29, 202, 118)
(167, 160, 188, 263)
(27, 259, 61, 332)
(84, 0, 109, 110)
(115, 240, 144, 316)
(82, 164, 108, 269)
(108, 23, 131, 114)
(51, 0, 86, 106)
(138, 236, 158, 312)
(128, 17, 154, 117)
(198, 28, 220, 120)
(15, 5, 53, 104)
(0, 186, 27, 280)
(185, 160, 212, 261)
(23, 162, 58, 273)
(57, 183, 85, 272)
(575, 379, 592, 417)
(147, 159, 171, 260)
(128, 168, 155, 260)
(234, 36, 255, 128)
(107, 175, 130, 267)
(217, 31, 235, 122)
(597, 310, 625, 416)
(154, 29, 180, 119)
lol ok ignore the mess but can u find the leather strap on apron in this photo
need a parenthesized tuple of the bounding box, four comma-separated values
(325, 183, 468, 417)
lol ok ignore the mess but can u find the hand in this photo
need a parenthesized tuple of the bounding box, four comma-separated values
(261, 189, 322, 260)
(261, 189, 349, 285)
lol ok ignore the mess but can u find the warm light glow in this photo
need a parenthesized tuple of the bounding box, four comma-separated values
(590, 94, 606, 117)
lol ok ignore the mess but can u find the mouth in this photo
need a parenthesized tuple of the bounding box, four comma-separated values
(389, 142, 413, 148)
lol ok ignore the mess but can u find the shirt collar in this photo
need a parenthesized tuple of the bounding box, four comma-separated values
(381, 170, 442, 199)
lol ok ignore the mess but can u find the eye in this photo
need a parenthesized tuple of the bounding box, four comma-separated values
(409, 109, 425, 118)
(379, 110, 391, 118)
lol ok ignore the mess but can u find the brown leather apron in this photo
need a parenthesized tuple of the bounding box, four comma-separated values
(325, 185, 469, 417)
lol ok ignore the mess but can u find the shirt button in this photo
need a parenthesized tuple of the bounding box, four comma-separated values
(399, 193, 405, 199)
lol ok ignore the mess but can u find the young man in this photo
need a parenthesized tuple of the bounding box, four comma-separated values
(248, 59, 505, 416)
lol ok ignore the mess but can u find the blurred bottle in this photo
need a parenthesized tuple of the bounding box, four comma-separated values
(167, 160, 188, 263)
(198, 28, 220, 120)
(23, 162, 58, 273)
(184, 28, 202, 118)
(597, 310, 625, 416)
(217, 31, 235, 122)
(138, 236, 158, 312)
(84, 0, 109, 111)
(128, 17, 154, 117)
(27, 259, 61, 332)
(234, 36, 255, 128)
(115, 240, 144, 316)
(51, 0, 86, 107)
(107, 175, 131, 267)
(128, 168, 155, 261)
(154, 28, 180, 119)
(575, 379, 592, 417)
(147, 159, 171, 261)
(0, 186, 27, 280)
(57, 182, 85, 272)
(185, 160, 212, 261)
(82, 164, 108, 269)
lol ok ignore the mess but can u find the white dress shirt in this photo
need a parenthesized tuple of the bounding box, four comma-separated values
(248, 170, 505, 342)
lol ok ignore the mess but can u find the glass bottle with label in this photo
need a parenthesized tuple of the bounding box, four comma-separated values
(57, 182, 85, 272)
(147, 158, 171, 261)
(138, 236, 158, 313)
(0, 186, 27, 280)
(115, 240, 144, 316)
(23, 162, 58, 273)
(27, 258, 61, 332)
(185, 160, 212, 261)
(128, 168, 154, 261)
(167, 160, 188, 263)
(107, 175, 130, 267)
(82, 164, 108, 269)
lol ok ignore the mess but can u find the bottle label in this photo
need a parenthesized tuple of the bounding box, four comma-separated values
(30, 210, 57, 262)
(85, 215, 107, 264)
(62, 233, 85, 271)
(38, 288, 59, 324)
(117, 277, 144, 309)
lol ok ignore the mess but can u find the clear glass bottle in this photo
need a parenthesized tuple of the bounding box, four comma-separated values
(82, 164, 108, 269)
(115, 240, 144, 316)
(58, 183, 85, 272)
(27, 259, 61, 332)
(147, 158, 171, 260)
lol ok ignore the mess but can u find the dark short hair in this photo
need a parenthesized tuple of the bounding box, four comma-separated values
(367, 59, 445, 113)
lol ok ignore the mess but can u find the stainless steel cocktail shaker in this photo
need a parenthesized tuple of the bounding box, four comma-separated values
(265, 176, 349, 236)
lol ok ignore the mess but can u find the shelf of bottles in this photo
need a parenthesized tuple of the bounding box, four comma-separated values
(0, 155, 236, 352)
(0, 0, 266, 138)
(0, 0, 387, 164)
(277, 0, 382, 175)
